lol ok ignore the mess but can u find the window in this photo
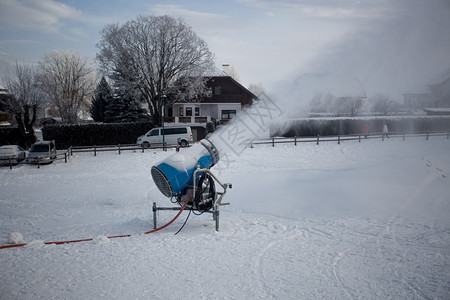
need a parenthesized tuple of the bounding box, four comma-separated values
(214, 86, 222, 95)
(195, 107, 200, 116)
(148, 129, 159, 136)
(179, 107, 184, 116)
(221, 110, 236, 119)
(186, 107, 192, 116)
(163, 127, 188, 135)
(30, 144, 50, 152)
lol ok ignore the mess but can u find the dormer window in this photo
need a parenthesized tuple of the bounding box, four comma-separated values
(214, 86, 222, 95)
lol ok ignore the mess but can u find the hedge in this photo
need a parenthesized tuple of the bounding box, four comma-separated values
(272, 116, 450, 137)
(42, 122, 154, 149)
(0, 127, 21, 146)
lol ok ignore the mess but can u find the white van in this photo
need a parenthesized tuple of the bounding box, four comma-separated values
(137, 126, 193, 148)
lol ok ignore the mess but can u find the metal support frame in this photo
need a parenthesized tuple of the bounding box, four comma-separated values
(152, 167, 231, 231)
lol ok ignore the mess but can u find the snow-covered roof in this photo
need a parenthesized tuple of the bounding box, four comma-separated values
(202, 66, 229, 77)
(423, 107, 450, 115)
(0, 84, 7, 94)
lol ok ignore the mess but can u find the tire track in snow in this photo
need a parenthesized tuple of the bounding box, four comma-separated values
(252, 230, 305, 299)
(252, 237, 279, 299)
(307, 222, 357, 299)
(332, 251, 353, 299)
(238, 213, 305, 299)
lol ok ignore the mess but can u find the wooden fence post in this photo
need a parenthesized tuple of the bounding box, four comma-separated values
(118, 144, 121, 155)
(294, 136, 297, 146)
(316, 134, 319, 145)
(94, 145, 96, 156)
(338, 135, 340, 145)
(272, 137, 275, 147)
(426, 132, 429, 141)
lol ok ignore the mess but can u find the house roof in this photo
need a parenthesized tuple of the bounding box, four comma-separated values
(403, 68, 450, 95)
(204, 66, 258, 100)
(428, 68, 450, 86)
(202, 66, 229, 77)
(403, 84, 432, 95)
(0, 84, 7, 94)
(423, 108, 450, 115)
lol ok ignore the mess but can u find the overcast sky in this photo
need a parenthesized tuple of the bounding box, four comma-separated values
(1, 0, 449, 100)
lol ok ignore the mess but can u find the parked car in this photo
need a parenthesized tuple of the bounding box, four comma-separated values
(26, 141, 57, 164)
(0, 145, 27, 165)
(137, 126, 193, 148)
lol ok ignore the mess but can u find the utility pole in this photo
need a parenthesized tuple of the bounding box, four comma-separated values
(161, 93, 166, 151)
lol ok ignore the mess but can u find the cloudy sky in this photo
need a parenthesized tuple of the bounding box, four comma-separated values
(0, 0, 449, 100)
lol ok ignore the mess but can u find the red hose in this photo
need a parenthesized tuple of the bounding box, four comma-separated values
(0, 193, 192, 250)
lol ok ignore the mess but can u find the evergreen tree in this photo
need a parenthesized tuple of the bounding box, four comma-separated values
(90, 76, 112, 122)
(104, 83, 148, 123)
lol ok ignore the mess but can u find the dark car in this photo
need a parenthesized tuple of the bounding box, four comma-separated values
(0, 145, 27, 165)
(26, 141, 57, 164)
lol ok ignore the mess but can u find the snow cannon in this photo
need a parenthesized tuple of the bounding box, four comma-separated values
(151, 139, 231, 231)
(151, 139, 220, 197)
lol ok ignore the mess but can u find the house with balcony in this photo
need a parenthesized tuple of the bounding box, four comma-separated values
(164, 66, 257, 140)
(403, 68, 450, 114)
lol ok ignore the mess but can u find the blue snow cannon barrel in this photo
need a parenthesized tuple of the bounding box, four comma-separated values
(151, 139, 220, 197)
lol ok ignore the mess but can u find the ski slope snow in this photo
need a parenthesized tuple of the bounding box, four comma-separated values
(1, 137, 449, 299)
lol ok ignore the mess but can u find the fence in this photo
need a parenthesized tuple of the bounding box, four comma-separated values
(2, 143, 177, 169)
(3, 130, 448, 169)
(69, 143, 174, 156)
(251, 130, 450, 147)
(47, 130, 450, 157)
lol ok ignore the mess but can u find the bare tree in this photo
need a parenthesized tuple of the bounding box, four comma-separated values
(369, 93, 401, 115)
(1, 62, 47, 148)
(307, 93, 364, 117)
(248, 83, 265, 98)
(39, 51, 96, 123)
(97, 15, 215, 125)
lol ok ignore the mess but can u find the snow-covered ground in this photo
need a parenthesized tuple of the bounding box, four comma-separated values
(1, 137, 449, 299)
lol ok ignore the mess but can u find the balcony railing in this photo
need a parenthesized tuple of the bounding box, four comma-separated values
(164, 116, 215, 124)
